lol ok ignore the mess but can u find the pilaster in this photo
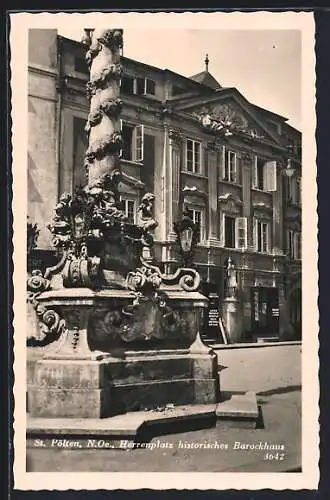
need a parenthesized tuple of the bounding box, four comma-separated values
(241, 151, 254, 250)
(272, 163, 284, 254)
(167, 129, 182, 241)
(206, 141, 219, 241)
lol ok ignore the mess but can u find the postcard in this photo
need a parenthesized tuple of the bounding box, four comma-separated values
(10, 10, 318, 490)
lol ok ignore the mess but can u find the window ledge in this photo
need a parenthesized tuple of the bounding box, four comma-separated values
(121, 159, 143, 167)
(220, 180, 243, 187)
(252, 188, 273, 194)
(181, 170, 207, 179)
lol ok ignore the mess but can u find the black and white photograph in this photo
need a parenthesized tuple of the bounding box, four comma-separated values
(11, 11, 318, 490)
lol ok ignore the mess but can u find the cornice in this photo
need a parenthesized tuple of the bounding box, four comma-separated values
(28, 63, 57, 78)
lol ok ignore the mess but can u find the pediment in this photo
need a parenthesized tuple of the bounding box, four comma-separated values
(118, 172, 144, 195)
(174, 90, 283, 147)
(218, 193, 242, 213)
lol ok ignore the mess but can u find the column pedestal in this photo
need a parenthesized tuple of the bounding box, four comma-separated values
(222, 297, 243, 343)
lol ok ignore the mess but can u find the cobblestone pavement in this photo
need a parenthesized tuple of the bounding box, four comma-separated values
(27, 344, 302, 473)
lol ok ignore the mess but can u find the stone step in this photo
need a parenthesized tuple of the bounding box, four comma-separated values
(26, 392, 259, 448)
(256, 336, 280, 343)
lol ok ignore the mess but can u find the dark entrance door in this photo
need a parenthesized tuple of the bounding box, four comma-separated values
(251, 287, 279, 336)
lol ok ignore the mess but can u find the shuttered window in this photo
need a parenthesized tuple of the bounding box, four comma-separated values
(223, 215, 247, 249)
(120, 121, 144, 162)
(252, 156, 277, 191)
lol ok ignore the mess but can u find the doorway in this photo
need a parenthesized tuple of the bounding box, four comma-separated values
(251, 287, 279, 336)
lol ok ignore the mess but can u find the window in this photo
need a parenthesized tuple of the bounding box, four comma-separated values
(222, 149, 237, 182)
(287, 230, 295, 260)
(145, 79, 156, 95)
(253, 157, 277, 192)
(120, 121, 144, 162)
(186, 139, 201, 174)
(121, 198, 136, 224)
(121, 75, 156, 96)
(121, 75, 135, 94)
(187, 208, 204, 243)
(287, 230, 301, 260)
(295, 232, 301, 260)
(254, 219, 270, 253)
(224, 215, 235, 248)
(74, 56, 89, 75)
(287, 176, 301, 206)
(224, 215, 247, 249)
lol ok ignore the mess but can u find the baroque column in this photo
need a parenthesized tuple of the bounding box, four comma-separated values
(83, 29, 123, 196)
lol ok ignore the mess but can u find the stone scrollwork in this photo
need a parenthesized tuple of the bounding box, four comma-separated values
(126, 265, 162, 294)
(126, 258, 201, 294)
(27, 270, 66, 345)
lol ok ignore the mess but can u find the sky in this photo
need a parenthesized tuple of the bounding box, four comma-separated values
(58, 28, 301, 130)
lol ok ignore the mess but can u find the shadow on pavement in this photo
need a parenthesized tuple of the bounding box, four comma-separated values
(257, 385, 302, 397)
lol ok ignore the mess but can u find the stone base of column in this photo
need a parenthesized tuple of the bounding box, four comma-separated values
(28, 348, 220, 419)
(222, 297, 244, 343)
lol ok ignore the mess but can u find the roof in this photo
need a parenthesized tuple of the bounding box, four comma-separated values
(190, 70, 222, 90)
(57, 35, 300, 135)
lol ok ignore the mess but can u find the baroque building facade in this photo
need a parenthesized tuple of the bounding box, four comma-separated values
(28, 29, 302, 342)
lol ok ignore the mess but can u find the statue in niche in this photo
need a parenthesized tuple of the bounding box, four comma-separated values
(225, 257, 238, 298)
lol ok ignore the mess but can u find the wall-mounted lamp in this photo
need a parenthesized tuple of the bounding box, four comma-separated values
(173, 207, 199, 268)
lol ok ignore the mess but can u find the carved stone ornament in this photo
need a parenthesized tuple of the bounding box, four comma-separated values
(193, 103, 265, 141)
(85, 98, 123, 135)
(169, 129, 182, 145)
(85, 132, 123, 163)
(85, 29, 123, 68)
(27, 270, 66, 345)
(241, 151, 253, 164)
(92, 293, 190, 343)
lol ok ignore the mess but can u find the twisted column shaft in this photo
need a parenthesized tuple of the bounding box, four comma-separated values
(83, 29, 123, 190)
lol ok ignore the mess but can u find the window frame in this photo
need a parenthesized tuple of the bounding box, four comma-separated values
(121, 74, 156, 97)
(223, 214, 248, 250)
(186, 206, 205, 244)
(120, 120, 144, 163)
(254, 218, 270, 254)
(185, 138, 202, 174)
(120, 196, 137, 224)
(287, 229, 301, 260)
(253, 156, 277, 192)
